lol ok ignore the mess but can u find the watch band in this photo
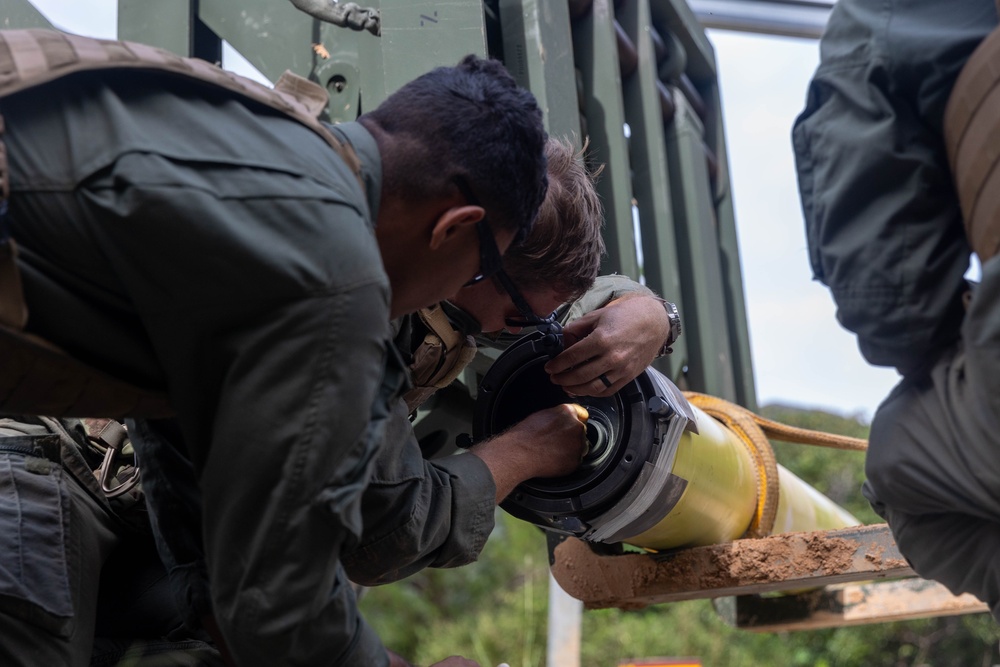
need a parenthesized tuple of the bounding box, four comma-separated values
(657, 299, 682, 357)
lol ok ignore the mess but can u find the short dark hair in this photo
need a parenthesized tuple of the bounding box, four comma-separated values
(361, 55, 548, 240)
(503, 137, 605, 299)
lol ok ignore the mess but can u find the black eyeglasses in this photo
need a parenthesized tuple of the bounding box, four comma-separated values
(454, 177, 505, 287)
(453, 177, 564, 355)
(493, 270, 565, 357)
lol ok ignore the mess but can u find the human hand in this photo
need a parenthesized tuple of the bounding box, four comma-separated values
(470, 403, 589, 501)
(545, 295, 670, 397)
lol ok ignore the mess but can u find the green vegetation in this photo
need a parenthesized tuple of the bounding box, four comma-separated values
(360, 405, 999, 666)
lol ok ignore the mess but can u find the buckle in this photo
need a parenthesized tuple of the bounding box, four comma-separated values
(90, 421, 141, 499)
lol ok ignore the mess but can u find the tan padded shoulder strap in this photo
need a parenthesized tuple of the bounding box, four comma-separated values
(417, 304, 465, 351)
(944, 25, 1000, 260)
(0, 29, 362, 180)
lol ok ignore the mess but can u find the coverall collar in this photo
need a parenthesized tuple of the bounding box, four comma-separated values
(327, 120, 382, 224)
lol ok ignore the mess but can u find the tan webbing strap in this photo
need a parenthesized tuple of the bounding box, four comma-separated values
(274, 70, 364, 183)
(4, 30, 48, 80)
(418, 304, 465, 351)
(403, 306, 479, 413)
(275, 71, 329, 120)
(943, 25, 1000, 260)
(685, 392, 781, 538)
(0, 29, 363, 184)
(684, 393, 868, 537)
(418, 304, 479, 389)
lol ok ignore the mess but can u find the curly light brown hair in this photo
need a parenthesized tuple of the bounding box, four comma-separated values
(501, 137, 606, 300)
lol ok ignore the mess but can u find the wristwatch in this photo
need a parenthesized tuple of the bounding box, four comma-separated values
(657, 300, 682, 357)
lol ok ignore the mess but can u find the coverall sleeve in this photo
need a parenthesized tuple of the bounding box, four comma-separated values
(791, 0, 992, 375)
(102, 163, 396, 665)
(342, 398, 497, 585)
(557, 274, 655, 325)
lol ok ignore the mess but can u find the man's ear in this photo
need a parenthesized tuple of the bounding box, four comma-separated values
(429, 205, 484, 250)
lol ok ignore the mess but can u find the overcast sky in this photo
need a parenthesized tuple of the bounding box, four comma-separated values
(17, 1, 901, 421)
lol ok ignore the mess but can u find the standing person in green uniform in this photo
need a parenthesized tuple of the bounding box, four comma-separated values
(0, 28, 581, 666)
(793, 0, 1000, 619)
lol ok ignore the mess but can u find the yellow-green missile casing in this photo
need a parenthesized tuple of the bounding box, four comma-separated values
(623, 403, 860, 551)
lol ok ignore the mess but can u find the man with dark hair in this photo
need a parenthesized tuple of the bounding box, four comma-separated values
(793, 0, 1000, 620)
(363, 55, 548, 246)
(0, 29, 573, 666)
(344, 138, 678, 587)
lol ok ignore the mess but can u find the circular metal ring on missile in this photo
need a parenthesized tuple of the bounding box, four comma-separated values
(473, 332, 672, 537)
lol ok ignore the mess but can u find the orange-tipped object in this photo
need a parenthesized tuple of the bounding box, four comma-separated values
(568, 403, 589, 423)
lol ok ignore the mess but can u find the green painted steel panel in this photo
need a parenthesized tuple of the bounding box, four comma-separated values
(2, 0, 52, 30)
(119, 0, 193, 55)
(650, 0, 716, 82)
(197, 0, 368, 120)
(572, 0, 638, 279)
(359, 0, 487, 111)
(665, 90, 738, 401)
(497, 0, 580, 140)
(705, 82, 756, 409)
(199, 0, 314, 80)
(617, 0, 688, 383)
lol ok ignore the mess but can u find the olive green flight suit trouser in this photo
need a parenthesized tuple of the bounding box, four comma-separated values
(0, 417, 221, 666)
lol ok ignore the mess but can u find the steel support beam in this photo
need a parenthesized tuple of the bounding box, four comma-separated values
(702, 78, 756, 408)
(665, 92, 738, 400)
(617, 0, 687, 383)
(717, 578, 988, 631)
(572, 0, 639, 278)
(688, 0, 832, 39)
(498, 0, 580, 140)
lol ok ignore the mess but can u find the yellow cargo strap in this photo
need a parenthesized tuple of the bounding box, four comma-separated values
(684, 392, 867, 538)
(944, 24, 1000, 261)
(0, 29, 364, 418)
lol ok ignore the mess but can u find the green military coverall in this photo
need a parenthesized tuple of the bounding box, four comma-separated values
(343, 275, 653, 584)
(793, 0, 1000, 618)
(2, 68, 400, 665)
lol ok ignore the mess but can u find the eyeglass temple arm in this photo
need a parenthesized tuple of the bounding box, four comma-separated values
(494, 271, 564, 357)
